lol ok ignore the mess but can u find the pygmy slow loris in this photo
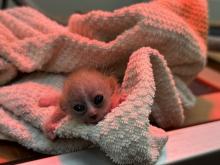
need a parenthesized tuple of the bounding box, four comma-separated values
(39, 68, 126, 139)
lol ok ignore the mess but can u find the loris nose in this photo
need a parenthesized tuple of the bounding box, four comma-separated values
(88, 110, 97, 120)
(90, 114, 97, 120)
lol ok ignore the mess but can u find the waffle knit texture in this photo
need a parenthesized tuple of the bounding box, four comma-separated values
(0, 0, 208, 164)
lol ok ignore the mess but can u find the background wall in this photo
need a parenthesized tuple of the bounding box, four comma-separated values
(26, 0, 146, 24)
(7, 0, 220, 25)
(208, 0, 220, 25)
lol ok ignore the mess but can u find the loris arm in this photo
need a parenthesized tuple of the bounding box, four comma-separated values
(38, 94, 65, 140)
(43, 108, 66, 140)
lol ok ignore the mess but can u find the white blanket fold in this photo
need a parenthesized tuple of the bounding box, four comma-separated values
(0, 0, 208, 164)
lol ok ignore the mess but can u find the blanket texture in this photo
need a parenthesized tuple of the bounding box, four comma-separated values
(0, 0, 207, 164)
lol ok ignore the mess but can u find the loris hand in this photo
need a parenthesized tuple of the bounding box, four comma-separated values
(111, 92, 127, 110)
(38, 94, 60, 107)
(43, 122, 57, 140)
(39, 93, 62, 140)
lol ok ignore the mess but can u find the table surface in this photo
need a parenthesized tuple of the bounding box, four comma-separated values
(16, 120, 220, 165)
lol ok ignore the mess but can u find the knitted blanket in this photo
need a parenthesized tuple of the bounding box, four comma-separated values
(0, 0, 207, 164)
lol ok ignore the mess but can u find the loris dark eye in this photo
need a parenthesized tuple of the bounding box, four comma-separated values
(94, 95, 104, 105)
(73, 104, 86, 113)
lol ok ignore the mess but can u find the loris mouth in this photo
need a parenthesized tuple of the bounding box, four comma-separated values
(86, 117, 103, 125)
(85, 111, 109, 125)
(87, 121, 98, 124)
(85, 120, 98, 125)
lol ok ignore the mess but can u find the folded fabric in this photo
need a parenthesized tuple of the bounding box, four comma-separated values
(0, 0, 208, 164)
(0, 48, 168, 164)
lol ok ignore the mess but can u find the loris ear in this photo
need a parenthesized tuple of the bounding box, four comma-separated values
(108, 76, 119, 93)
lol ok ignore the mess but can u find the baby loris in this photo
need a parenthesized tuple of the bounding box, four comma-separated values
(39, 68, 126, 139)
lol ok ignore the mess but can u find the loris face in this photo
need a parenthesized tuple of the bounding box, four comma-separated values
(60, 69, 117, 124)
